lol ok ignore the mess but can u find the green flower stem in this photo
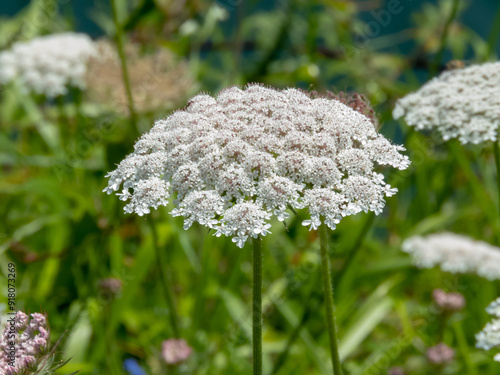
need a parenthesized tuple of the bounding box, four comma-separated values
(252, 236, 263, 375)
(110, 0, 139, 137)
(319, 222, 342, 375)
(149, 218, 181, 337)
(272, 214, 373, 375)
(452, 320, 477, 375)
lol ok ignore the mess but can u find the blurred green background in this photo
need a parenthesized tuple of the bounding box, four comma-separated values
(1, 0, 500, 374)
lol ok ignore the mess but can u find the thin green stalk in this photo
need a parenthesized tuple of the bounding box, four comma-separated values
(493, 138, 500, 220)
(149, 218, 180, 337)
(452, 320, 477, 375)
(319, 222, 342, 375)
(272, 215, 373, 374)
(110, 0, 139, 137)
(252, 236, 263, 375)
(430, 0, 461, 77)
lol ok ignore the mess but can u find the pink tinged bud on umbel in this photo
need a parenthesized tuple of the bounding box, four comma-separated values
(161, 339, 193, 365)
(104, 84, 409, 247)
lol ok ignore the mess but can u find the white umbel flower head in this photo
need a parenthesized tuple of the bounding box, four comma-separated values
(393, 62, 500, 144)
(476, 298, 500, 362)
(0, 33, 96, 98)
(402, 232, 500, 280)
(104, 84, 409, 248)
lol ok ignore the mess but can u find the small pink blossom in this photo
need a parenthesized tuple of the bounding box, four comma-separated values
(161, 339, 193, 365)
(432, 289, 465, 312)
(426, 343, 455, 364)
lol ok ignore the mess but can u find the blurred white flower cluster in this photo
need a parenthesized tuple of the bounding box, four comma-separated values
(393, 62, 500, 144)
(104, 84, 409, 247)
(0, 33, 96, 98)
(476, 297, 500, 362)
(402, 232, 500, 280)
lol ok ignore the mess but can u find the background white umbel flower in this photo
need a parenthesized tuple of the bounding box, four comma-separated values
(393, 62, 500, 144)
(0, 32, 96, 98)
(402, 232, 500, 280)
(476, 297, 500, 362)
(104, 84, 409, 248)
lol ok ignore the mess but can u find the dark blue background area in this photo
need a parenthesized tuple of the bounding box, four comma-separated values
(1, 0, 499, 55)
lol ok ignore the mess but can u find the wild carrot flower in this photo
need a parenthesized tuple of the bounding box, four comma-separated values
(476, 297, 500, 362)
(104, 84, 409, 247)
(393, 62, 500, 144)
(0, 311, 72, 374)
(0, 33, 96, 98)
(402, 232, 500, 280)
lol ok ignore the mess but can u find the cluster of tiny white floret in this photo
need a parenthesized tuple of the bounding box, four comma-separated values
(393, 62, 500, 145)
(104, 84, 409, 247)
(402, 232, 500, 280)
(476, 297, 500, 362)
(0, 33, 96, 98)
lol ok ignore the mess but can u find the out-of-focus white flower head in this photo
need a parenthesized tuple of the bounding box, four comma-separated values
(476, 298, 500, 362)
(0, 32, 96, 98)
(393, 62, 500, 145)
(104, 84, 409, 248)
(487, 297, 500, 318)
(402, 232, 500, 280)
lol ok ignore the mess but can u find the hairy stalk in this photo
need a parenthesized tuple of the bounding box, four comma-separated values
(319, 222, 342, 375)
(252, 236, 263, 375)
(149, 218, 181, 337)
(272, 215, 372, 374)
(110, 0, 139, 136)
